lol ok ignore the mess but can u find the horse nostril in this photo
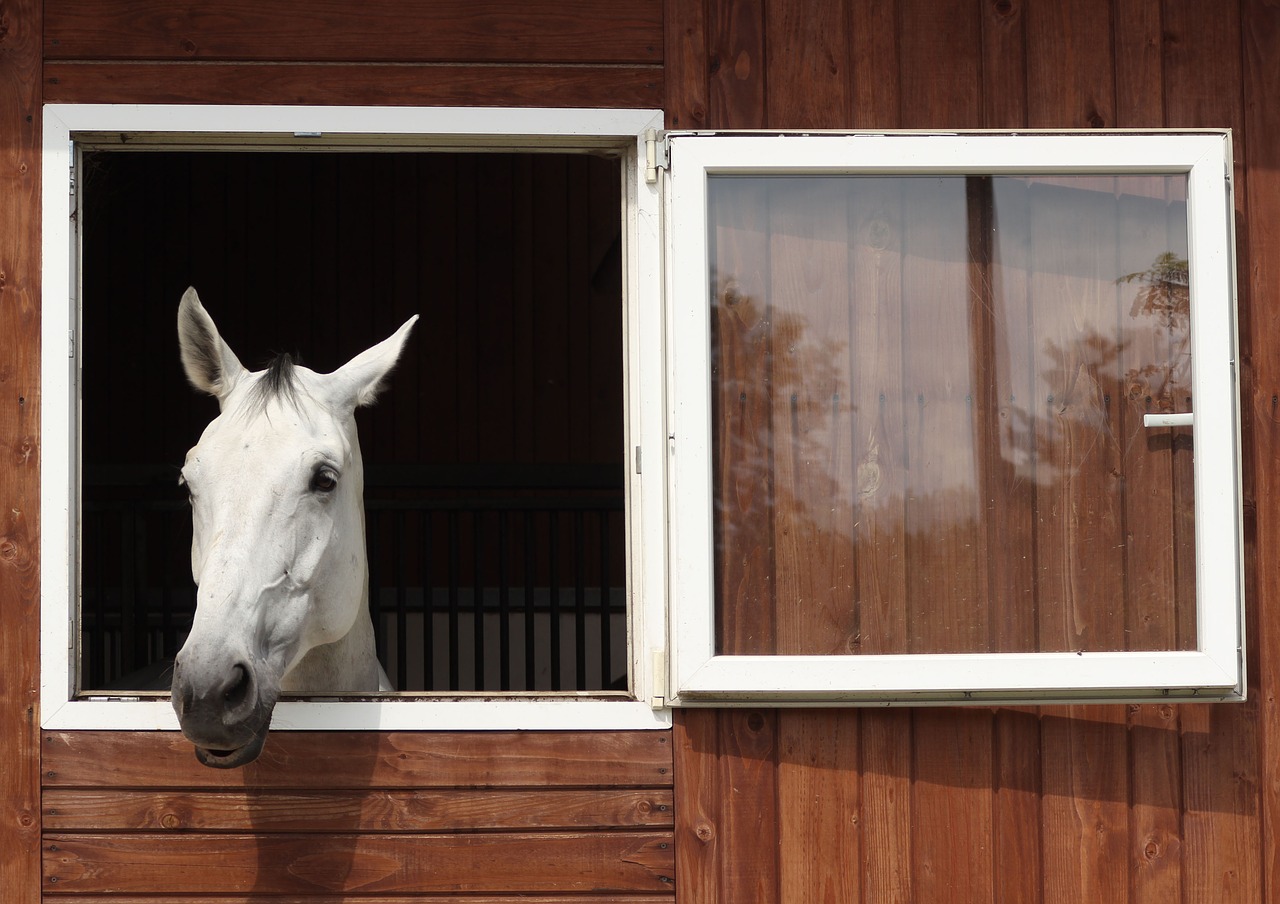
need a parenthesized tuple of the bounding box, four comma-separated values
(223, 663, 253, 709)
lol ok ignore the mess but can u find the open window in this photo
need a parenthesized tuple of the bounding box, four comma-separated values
(41, 105, 669, 731)
(43, 114, 1243, 726)
(665, 131, 1243, 703)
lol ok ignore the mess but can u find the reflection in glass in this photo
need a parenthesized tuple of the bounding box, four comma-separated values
(709, 174, 1194, 657)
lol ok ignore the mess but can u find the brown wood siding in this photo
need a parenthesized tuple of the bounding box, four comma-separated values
(42, 731, 674, 898)
(0, 1, 43, 901)
(669, 1, 1277, 903)
(0, 2, 1274, 903)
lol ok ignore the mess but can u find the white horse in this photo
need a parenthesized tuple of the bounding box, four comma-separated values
(170, 288, 416, 768)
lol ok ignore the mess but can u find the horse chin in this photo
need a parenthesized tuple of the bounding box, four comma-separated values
(193, 733, 268, 769)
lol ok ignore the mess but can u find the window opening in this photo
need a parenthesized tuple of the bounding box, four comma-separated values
(79, 150, 627, 694)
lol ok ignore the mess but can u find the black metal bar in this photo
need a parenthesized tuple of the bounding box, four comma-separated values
(447, 509, 460, 690)
(600, 509, 612, 689)
(523, 511, 536, 691)
(574, 509, 587, 690)
(498, 509, 511, 691)
(421, 508, 434, 691)
(472, 508, 485, 691)
(394, 509, 407, 690)
(549, 510, 560, 692)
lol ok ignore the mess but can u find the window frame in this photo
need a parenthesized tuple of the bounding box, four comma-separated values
(40, 103, 671, 731)
(663, 130, 1244, 705)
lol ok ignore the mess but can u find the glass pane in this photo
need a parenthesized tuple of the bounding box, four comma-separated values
(710, 174, 1194, 656)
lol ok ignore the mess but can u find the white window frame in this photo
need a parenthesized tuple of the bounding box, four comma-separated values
(664, 130, 1244, 705)
(41, 104, 671, 731)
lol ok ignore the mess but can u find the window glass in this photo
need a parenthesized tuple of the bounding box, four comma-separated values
(709, 173, 1194, 657)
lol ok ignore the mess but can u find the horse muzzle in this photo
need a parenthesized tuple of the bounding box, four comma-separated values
(171, 653, 279, 768)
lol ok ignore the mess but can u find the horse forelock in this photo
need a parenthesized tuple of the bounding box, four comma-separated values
(244, 353, 305, 414)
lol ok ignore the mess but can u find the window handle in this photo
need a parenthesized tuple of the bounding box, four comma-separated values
(1143, 412, 1194, 428)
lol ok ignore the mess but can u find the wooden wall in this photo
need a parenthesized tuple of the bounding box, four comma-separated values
(668, 2, 1280, 903)
(2, 1, 1279, 903)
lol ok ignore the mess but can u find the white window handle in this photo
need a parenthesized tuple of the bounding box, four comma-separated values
(1143, 412, 1194, 428)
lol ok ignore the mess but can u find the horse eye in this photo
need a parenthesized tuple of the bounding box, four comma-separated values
(311, 468, 339, 493)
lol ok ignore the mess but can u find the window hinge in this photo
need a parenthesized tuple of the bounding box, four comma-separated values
(634, 445, 642, 474)
(644, 129, 669, 184)
(69, 327, 76, 359)
(650, 648, 668, 708)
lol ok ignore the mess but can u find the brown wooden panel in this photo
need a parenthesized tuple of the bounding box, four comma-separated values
(716, 710, 778, 901)
(42, 731, 673, 789)
(665, 0, 709, 129)
(50, 898, 665, 904)
(43, 62, 662, 108)
(1243, 0, 1280, 896)
(777, 711, 858, 902)
(980, 0, 1027, 127)
(1041, 706, 1129, 904)
(709, 0, 764, 129)
(849, 2, 900, 130)
(1128, 704, 1183, 904)
(44, 831, 675, 894)
(764, 0, 850, 128)
(1024, 0, 1114, 128)
(0, 1, 42, 903)
(993, 707, 1043, 904)
(672, 710, 722, 904)
(45, 0, 663, 64)
(43, 788, 673, 833)
(859, 710, 912, 902)
(912, 709, 995, 902)
(1180, 703, 1262, 903)
(897, 0, 980, 129)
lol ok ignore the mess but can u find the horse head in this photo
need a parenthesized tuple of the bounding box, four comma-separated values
(171, 288, 416, 768)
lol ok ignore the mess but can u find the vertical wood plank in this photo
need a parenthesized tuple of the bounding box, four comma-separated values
(1164, 7, 1260, 902)
(1024, 0, 1114, 128)
(673, 711, 723, 904)
(665, 0, 709, 129)
(718, 709, 779, 901)
(912, 709, 995, 904)
(1041, 707, 1130, 904)
(709, 0, 765, 129)
(980, 0, 1027, 128)
(898, 0, 981, 129)
(0, 1, 42, 901)
(1243, 2, 1280, 898)
(777, 711, 859, 903)
(764, 0, 850, 128)
(860, 710, 913, 903)
(849, 1, 900, 129)
(1181, 703, 1262, 904)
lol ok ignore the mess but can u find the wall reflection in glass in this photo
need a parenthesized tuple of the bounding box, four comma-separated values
(709, 173, 1194, 657)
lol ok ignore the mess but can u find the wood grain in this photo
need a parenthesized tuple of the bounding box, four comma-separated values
(43, 788, 673, 833)
(45, 0, 662, 64)
(42, 730, 673, 789)
(44, 62, 662, 109)
(44, 831, 675, 894)
(0, 2, 42, 903)
(1243, 1, 1280, 897)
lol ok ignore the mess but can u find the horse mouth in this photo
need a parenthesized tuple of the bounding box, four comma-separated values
(193, 733, 267, 769)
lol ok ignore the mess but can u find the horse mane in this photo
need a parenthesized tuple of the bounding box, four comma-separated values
(246, 352, 304, 412)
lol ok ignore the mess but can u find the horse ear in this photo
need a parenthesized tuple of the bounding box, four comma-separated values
(178, 288, 248, 403)
(330, 314, 419, 410)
